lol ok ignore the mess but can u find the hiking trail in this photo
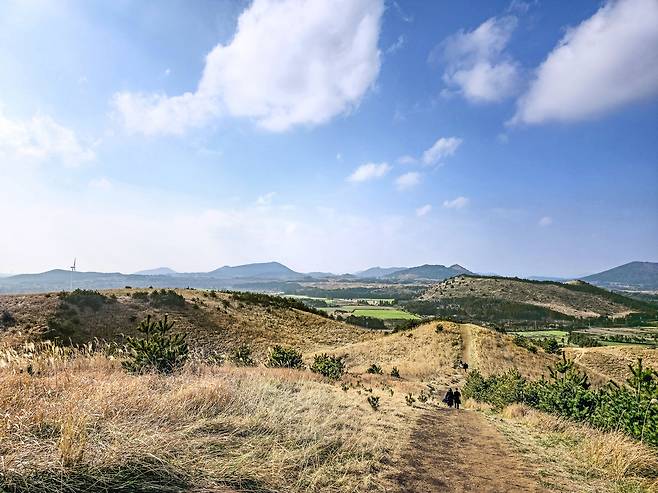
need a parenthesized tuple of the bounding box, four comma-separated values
(395, 324, 545, 492)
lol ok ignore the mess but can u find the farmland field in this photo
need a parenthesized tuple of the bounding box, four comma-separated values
(511, 330, 568, 339)
(351, 308, 420, 320)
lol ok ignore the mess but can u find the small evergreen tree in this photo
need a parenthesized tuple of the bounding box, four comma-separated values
(122, 315, 188, 374)
(267, 345, 303, 369)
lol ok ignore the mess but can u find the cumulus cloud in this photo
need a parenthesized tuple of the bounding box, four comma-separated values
(443, 196, 469, 209)
(538, 216, 553, 227)
(347, 162, 391, 183)
(113, 0, 384, 135)
(512, 0, 658, 124)
(0, 109, 94, 166)
(438, 16, 520, 103)
(416, 204, 432, 217)
(395, 171, 421, 190)
(397, 154, 417, 165)
(422, 136, 462, 166)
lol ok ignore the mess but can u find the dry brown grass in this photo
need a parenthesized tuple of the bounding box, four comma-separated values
(565, 346, 658, 385)
(468, 325, 559, 379)
(486, 403, 658, 492)
(309, 322, 462, 386)
(0, 289, 376, 358)
(0, 344, 409, 493)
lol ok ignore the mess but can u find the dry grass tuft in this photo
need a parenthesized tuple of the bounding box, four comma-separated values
(501, 403, 529, 419)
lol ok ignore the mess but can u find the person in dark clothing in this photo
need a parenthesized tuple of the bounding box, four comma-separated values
(443, 388, 454, 408)
(453, 389, 462, 409)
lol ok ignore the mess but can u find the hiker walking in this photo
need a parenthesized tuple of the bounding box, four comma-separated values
(443, 388, 454, 408)
(453, 389, 462, 410)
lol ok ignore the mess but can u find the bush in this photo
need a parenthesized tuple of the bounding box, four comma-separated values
(512, 335, 537, 353)
(122, 315, 188, 374)
(267, 345, 303, 369)
(231, 344, 255, 367)
(310, 354, 346, 380)
(464, 354, 658, 446)
(405, 394, 416, 407)
(366, 363, 383, 375)
(148, 289, 186, 309)
(1, 309, 16, 327)
(367, 396, 380, 411)
(62, 289, 107, 311)
(537, 337, 561, 354)
(344, 315, 387, 330)
(390, 367, 400, 378)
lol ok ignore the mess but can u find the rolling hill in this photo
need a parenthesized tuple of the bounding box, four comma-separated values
(385, 264, 473, 281)
(355, 266, 407, 278)
(418, 275, 654, 319)
(582, 261, 658, 291)
(133, 267, 178, 276)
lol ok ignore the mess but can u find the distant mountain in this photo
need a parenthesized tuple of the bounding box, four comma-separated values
(385, 264, 473, 281)
(134, 267, 177, 276)
(205, 262, 304, 281)
(355, 266, 406, 278)
(582, 261, 658, 291)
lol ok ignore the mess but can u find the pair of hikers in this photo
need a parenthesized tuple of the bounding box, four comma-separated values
(443, 388, 461, 409)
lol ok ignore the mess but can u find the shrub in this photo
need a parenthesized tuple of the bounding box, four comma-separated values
(537, 337, 561, 354)
(1, 309, 16, 327)
(513, 334, 537, 353)
(62, 289, 107, 311)
(344, 315, 387, 330)
(122, 315, 188, 374)
(366, 363, 383, 375)
(367, 396, 380, 411)
(435, 324, 444, 333)
(310, 354, 346, 380)
(231, 344, 256, 367)
(405, 394, 416, 407)
(148, 289, 186, 309)
(390, 367, 400, 378)
(267, 345, 303, 369)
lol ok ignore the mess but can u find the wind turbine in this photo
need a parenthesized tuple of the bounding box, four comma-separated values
(70, 258, 76, 291)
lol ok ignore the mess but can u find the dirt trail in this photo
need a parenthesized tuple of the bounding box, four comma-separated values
(396, 408, 545, 493)
(395, 324, 545, 492)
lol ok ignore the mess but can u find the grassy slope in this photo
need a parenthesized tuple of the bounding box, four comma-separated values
(420, 275, 651, 318)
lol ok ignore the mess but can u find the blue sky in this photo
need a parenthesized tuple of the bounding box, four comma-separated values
(1, 0, 657, 277)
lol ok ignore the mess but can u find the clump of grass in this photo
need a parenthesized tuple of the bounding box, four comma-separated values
(390, 367, 400, 378)
(366, 363, 383, 375)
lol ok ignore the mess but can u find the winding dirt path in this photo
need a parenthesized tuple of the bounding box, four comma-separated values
(396, 408, 545, 493)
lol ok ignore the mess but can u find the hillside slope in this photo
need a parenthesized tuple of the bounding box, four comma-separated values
(582, 261, 658, 291)
(0, 288, 375, 356)
(419, 275, 649, 318)
(385, 264, 473, 281)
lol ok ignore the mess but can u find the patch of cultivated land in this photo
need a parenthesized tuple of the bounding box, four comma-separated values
(1, 290, 657, 492)
(420, 276, 645, 318)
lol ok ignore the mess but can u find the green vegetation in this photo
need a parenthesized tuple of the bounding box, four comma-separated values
(464, 355, 658, 446)
(366, 363, 383, 375)
(310, 354, 346, 380)
(231, 291, 328, 317)
(351, 308, 419, 320)
(266, 345, 304, 369)
(60, 289, 108, 311)
(568, 332, 601, 347)
(343, 314, 386, 330)
(231, 344, 256, 366)
(122, 315, 189, 374)
(367, 395, 380, 411)
(145, 289, 187, 309)
(0, 309, 16, 328)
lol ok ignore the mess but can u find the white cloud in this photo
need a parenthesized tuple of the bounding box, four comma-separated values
(113, 0, 384, 135)
(512, 0, 658, 124)
(256, 191, 276, 206)
(347, 162, 391, 183)
(443, 196, 470, 209)
(395, 171, 421, 190)
(439, 16, 520, 103)
(397, 154, 417, 165)
(416, 204, 432, 217)
(0, 109, 94, 166)
(538, 216, 553, 227)
(88, 177, 112, 190)
(422, 136, 462, 166)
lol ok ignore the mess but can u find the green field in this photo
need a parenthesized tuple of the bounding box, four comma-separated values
(351, 308, 420, 320)
(511, 330, 568, 339)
